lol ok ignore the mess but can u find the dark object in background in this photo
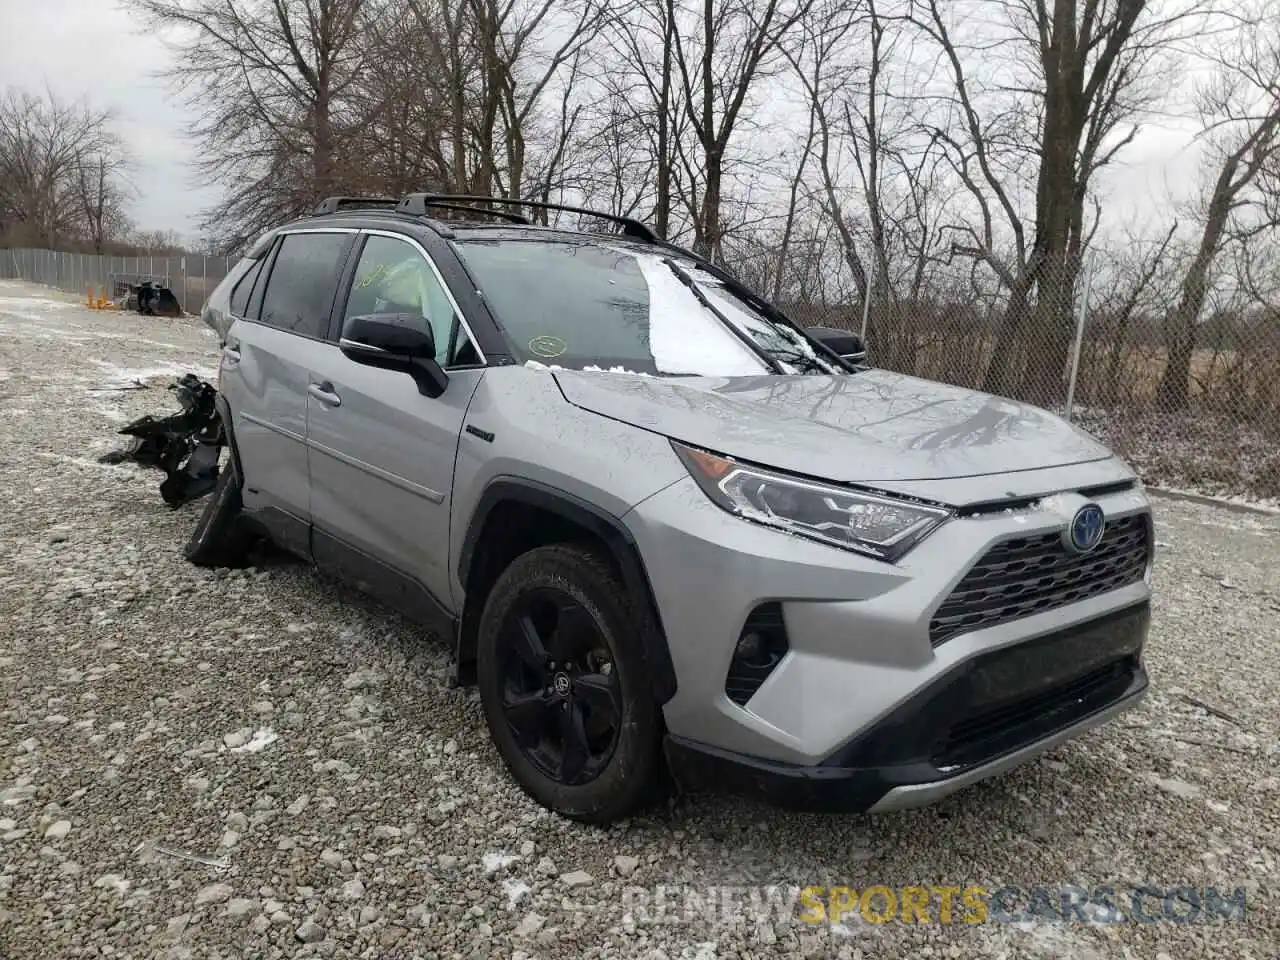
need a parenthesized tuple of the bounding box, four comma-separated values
(126, 279, 184, 317)
(806, 326, 868, 365)
(98, 374, 224, 506)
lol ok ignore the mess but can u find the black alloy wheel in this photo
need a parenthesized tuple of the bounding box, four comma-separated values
(497, 587, 622, 785)
(475, 544, 665, 823)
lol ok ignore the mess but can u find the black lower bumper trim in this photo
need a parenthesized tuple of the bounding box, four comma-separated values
(666, 602, 1151, 813)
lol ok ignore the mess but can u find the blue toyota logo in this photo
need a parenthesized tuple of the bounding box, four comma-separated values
(1068, 504, 1105, 553)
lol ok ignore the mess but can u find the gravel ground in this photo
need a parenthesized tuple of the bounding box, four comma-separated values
(0, 280, 1277, 960)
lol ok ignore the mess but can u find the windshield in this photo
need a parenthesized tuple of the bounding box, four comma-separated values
(453, 238, 837, 375)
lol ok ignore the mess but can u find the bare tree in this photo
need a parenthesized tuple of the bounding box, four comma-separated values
(911, 0, 1208, 403)
(0, 87, 128, 249)
(1157, 7, 1280, 409)
(605, 0, 684, 236)
(75, 150, 133, 254)
(133, 0, 372, 248)
(786, 0, 871, 305)
(131, 228, 186, 254)
(667, 0, 817, 260)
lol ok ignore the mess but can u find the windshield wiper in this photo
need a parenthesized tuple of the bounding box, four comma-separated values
(769, 347, 833, 374)
(661, 257, 787, 375)
(662, 258, 843, 375)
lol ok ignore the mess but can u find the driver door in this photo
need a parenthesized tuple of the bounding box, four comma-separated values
(306, 231, 485, 611)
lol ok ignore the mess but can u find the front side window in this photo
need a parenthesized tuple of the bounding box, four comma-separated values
(452, 239, 835, 375)
(342, 234, 476, 366)
(258, 232, 350, 337)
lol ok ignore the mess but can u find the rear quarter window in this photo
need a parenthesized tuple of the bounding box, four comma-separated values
(229, 258, 266, 317)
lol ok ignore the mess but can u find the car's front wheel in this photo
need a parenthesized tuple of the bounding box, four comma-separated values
(476, 544, 665, 824)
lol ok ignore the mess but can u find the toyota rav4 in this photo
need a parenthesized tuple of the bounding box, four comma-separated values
(193, 194, 1154, 823)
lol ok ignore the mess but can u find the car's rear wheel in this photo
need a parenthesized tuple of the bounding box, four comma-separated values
(184, 450, 254, 567)
(476, 544, 664, 824)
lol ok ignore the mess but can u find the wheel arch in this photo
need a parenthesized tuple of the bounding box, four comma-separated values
(456, 478, 677, 705)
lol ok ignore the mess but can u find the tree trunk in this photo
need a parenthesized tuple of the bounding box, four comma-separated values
(1156, 145, 1244, 411)
(451, 84, 469, 193)
(654, 0, 674, 240)
(314, 85, 334, 201)
(1019, 249, 1079, 405)
(774, 111, 814, 301)
(983, 0, 1087, 404)
(1156, 253, 1213, 410)
(982, 272, 1036, 397)
(700, 146, 722, 261)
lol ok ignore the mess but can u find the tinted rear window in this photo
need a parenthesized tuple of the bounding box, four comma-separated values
(258, 233, 350, 338)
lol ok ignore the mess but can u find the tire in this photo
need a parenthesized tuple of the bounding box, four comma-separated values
(476, 544, 665, 824)
(184, 451, 254, 567)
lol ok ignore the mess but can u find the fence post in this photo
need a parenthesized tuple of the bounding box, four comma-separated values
(1064, 250, 1097, 420)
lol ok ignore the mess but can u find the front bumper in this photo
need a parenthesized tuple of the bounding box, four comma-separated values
(622, 462, 1154, 791)
(665, 602, 1149, 812)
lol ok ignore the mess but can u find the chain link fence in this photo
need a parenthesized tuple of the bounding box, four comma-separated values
(4, 241, 1278, 501)
(0, 247, 234, 315)
(784, 257, 1280, 503)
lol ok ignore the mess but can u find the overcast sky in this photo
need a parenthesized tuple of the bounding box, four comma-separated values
(0, 0, 218, 243)
(0, 0, 1210, 248)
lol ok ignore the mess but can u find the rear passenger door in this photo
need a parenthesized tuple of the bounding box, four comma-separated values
(220, 229, 354, 553)
(306, 231, 486, 611)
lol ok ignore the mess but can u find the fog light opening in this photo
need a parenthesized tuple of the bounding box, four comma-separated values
(725, 603, 789, 707)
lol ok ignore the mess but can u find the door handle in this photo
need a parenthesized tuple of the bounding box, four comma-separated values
(308, 382, 342, 407)
(223, 345, 241, 363)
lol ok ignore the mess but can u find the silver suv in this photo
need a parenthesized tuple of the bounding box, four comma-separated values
(195, 194, 1153, 824)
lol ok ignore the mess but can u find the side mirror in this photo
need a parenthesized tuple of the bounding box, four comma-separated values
(806, 326, 868, 367)
(340, 313, 449, 398)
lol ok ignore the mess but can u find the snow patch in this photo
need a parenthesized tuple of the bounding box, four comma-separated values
(581, 364, 653, 377)
(1035, 493, 1075, 516)
(633, 255, 767, 376)
(87, 360, 219, 389)
(482, 851, 520, 875)
(502, 877, 531, 908)
(0, 294, 75, 312)
(229, 729, 278, 754)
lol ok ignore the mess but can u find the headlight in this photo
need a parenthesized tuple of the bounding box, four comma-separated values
(673, 442, 952, 561)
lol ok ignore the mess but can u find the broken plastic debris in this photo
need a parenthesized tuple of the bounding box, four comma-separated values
(150, 843, 229, 871)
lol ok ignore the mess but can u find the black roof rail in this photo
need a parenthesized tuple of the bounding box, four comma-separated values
(396, 194, 657, 242)
(312, 196, 398, 215)
(398, 198, 531, 225)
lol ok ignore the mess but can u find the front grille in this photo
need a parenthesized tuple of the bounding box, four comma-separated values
(930, 513, 1151, 647)
(932, 658, 1136, 769)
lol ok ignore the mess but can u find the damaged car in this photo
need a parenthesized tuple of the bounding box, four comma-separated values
(140, 194, 1152, 824)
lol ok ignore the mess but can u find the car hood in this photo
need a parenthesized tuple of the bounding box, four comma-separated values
(552, 369, 1112, 483)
